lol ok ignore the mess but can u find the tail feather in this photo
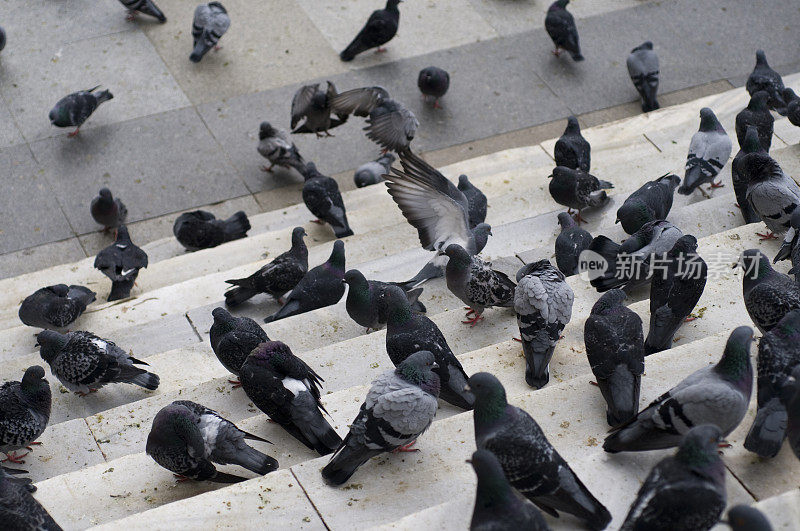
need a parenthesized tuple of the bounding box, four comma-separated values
(644, 306, 678, 355)
(522, 340, 555, 390)
(231, 446, 279, 476)
(210, 470, 249, 484)
(603, 416, 681, 453)
(223, 211, 250, 241)
(405, 287, 426, 313)
(744, 397, 788, 458)
(265, 299, 301, 323)
(397, 261, 443, 290)
(225, 286, 259, 307)
(439, 367, 474, 410)
(321, 438, 380, 485)
(123, 368, 160, 390)
(339, 37, 367, 62)
(108, 279, 135, 301)
(600, 366, 640, 427)
(588, 236, 623, 292)
(140, 0, 167, 22)
(597, 180, 614, 190)
(678, 164, 704, 195)
(570, 52, 584, 62)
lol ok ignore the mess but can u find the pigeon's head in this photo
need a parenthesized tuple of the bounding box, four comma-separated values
(20, 365, 51, 407)
(748, 90, 770, 111)
(472, 223, 492, 253)
(635, 41, 654, 52)
(246, 340, 293, 369)
(755, 49, 768, 66)
(327, 240, 346, 272)
(443, 244, 470, 267)
(343, 269, 368, 291)
(741, 125, 763, 154)
(291, 226, 308, 246)
(557, 211, 577, 229)
(723, 505, 773, 531)
(468, 449, 511, 493)
(301, 162, 319, 180)
(717, 326, 754, 385)
(590, 288, 627, 315)
(739, 151, 777, 182)
(737, 249, 773, 281)
(383, 285, 413, 324)
(48, 103, 69, 127)
(48, 284, 70, 297)
(675, 424, 724, 468)
(35, 330, 69, 363)
(698, 107, 721, 132)
(515, 259, 560, 282)
(98, 187, 113, 201)
(657, 173, 681, 190)
(564, 115, 580, 134)
(771, 309, 800, 343)
(457, 174, 472, 190)
(115, 224, 131, 242)
(668, 234, 698, 256)
(211, 307, 236, 328)
(258, 122, 276, 140)
(396, 350, 440, 396)
(465, 372, 507, 419)
(616, 201, 656, 235)
(146, 403, 197, 455)
(386, 0, 403, 10)
(549, 166, 573, 181)
(550, 0, 569, 10)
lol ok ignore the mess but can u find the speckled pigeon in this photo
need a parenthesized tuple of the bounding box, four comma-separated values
(746, 50, 787, 116)
(616, 173, 680, 235)
(339, 0, 401, 61)
(291, 81, 348, 136)
(784, 88, 800, 127)
(627, 41, 660, 112)
(678, 108, 732, 196)
(554, 116, 590, 172)
(731, 125, 766, 225)
(301, 162, 354, 238)
(0, 465, 62, 530)
(90, 188, 127, 231)
(18, 284, 95, 330)
(93, 225, 148, 301)
(555, 212, 592, 276)
(0, 366, 51, 464)
(343, 269, 425, 332)
(209, 307, 269, 381)
(775, 209, 800, 280)
(744, 152, 800, 240)
(173, 210, 250, 251)
(739, 249, 800, 333)
(354, 153, 395, 188)
(257, 121, 305, 174)
(782, 365, 800, 460)
(117, 0, 166, 22)
(544, 0, 583, 61)
(458, 174, 487, 229)
(418, 66, 450, 108)
(548, 166, 613, 223)
(723, 505, 774, 531)
(190, 2, 230, 63)
(736, 91, 774, 151)
(49, 86, 113, 136)
(331, 87, 419, 152)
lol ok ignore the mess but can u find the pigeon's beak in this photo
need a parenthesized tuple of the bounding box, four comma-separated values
(615, 217, 620, 224)
(718, 440, 731, 448)
(431, 362, 439, 370)
(547, 174, 554, 179)
(465, 458, 472, 464)
(463, 384, 471, 392)
(730, 261, 739, 269)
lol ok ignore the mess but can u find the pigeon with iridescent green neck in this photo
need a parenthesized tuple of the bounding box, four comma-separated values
(731, 125, 765, 225)
(0, 366, 51, 465)
(0, 465, 62, 530)
(739, 249, 800, 333)
(554, 116, 590, 171)
(555, 212, 592, 276)
(90, 188, 127, 231)
(49, 86, 113, 136)
(616, 173, 680, 235)
(209, 307, 269, 379)
(736, 91, 773, 151)
(343, 269, 425, 332)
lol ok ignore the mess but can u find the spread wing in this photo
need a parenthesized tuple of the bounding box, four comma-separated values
(330, 86, 390, 117)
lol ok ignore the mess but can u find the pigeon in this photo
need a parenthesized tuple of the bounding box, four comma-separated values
(627, 41, 660, 112)
(544, 0, 583, 61)
(173, 210, 250, 251)
(604, 326, 753, 453)
(301, 162, 354, 238)
(146, 400, 277, 483)
(321, 350, 439, 485)
(746, 50, 787, 116)
(330, 87, 419, 152)
(383, 285, 474, 409)
(257, 121, 305, 174)
(514, 260, 574, 389)
(443, 244, 516, 326)
(548, 166, 613, 223)
(644, 235, 707, 355)
(458, 174, 487, 229)
(18, 284, 96, 330)
(339, 0, 401, 62)
(35, 330, 160, 395)
(343, 269, 425, 332)
(469, 372, 611, 529)
(354, 153, 395, 188)
(784, 88, 800, 127)
(723, 505, 773, 531)
(239, 341, 341, 456)
(782, 365, 800, 460)
(775, 209, 800, 280)
(209, 307, 269, 380)
(678, 108, 732, 196)
(190, 2, 230, 63)
(0, 366, 51, 464)
(739, 249, 800, 333)
(584, 289, 645, 426)
(290, 81, 348, 136)
(555, 212, 593, 276)
(90, 188, 127, 231)
(732, 125, 766, 225)
(554, 116, 590, 172)
(744, 152, 800, 240)
(93, 225, 148, 301)
(744, 309, 800, 457)
(468, 449, 550, 531)
(0, 25, 5, 52)
(225, 227, 308, 307)
(736, 91, 774, 152)
(117, 0, 166, 22)
(619, 425, 727, 531)
(417, 66, 450, 108)
(264, 240, 346, 323)
(48, 86, 113, 136)
(616, 173, 681, 235)
(0, 466, 62, 530)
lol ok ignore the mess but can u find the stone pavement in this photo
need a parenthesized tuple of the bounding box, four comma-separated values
(1, 0, 800, 279)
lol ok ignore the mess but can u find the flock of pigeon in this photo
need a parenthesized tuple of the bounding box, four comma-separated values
(2, 0, 800, 529)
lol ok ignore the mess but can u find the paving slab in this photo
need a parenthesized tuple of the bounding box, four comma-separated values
(20, 417, 106, 484)
(0, 95, 26, 148)
(0, 236, 86, 281)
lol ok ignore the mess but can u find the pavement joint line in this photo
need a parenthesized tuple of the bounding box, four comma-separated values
(184, 312, 203, 342)
(290, 467, 331, 531)
(83, 416, 109, 462)
(725, 464, 760, 502)
(642, 132, 663, 153)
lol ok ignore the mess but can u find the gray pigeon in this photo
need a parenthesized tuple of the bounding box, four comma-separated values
(225, 227, 308, 306)
(343, 269, 425, 332)
(257, 121, 305, 174)
(209, 307, 269, 381)
(736, 91, 774, 151)
(301, 162, 354, 238)
(627, 41, 660, 112)
(723, 505, 773, 531)
(469, 449, 550, 531)
(739, 249, 800, 333)
(264, 240, 346, 323)
(418, 66, 450, 108)
(321, 350, 439, 485)
(117, 0, 166, 22)
(678, 108, 732, 196)
(782, 365, 800, 461)
(616, 173, 680, 235)
(331, 87, 419, 152)
(90, 188, 127, 231)
(604, 326, 753, 453)
(190, 2, 230, 63)
(731, 125, 766, 225)
(784, 88, 800, 127)
(746, 50, 787, 116)
(548, 166, 613, 223)
(93, 225, 148, 301)
(554, 212, 592, 276)
(48, 86, 113, 136)
(458, 174, 487, 229)
(744, 309, 800, 457)
(290, 81, 348, 136)
(544, 0, 583, 61)
(354, 153, 395, 188)
(554, 116, 590, 172)
(0, 466, 62, 530)
(146, 400, 277, 483)
(619, 425, 726, 531)
(18, 284, 96, 330)
(744, 152, 800, 240)
(514, 260, 574, 389)
(384, 285, 474, 409)
(173, 210, 250, 251)
(339, 0, 401, 62)
(584, 289, 644, 426)
(35, 330, 160, 395)
(469, 372, 611, 529)
(0, 366, 51, 464)
(774, 209, 800, 280)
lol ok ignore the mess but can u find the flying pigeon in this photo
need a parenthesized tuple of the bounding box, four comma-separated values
(190, 2, 230, 63)
(354, 153, 395, 188)
(48, 86, 113, 136)
(339, 0, 401, 61)
(784, 88, 800, 127)
(0, 465, 62, 530)
(146, 400, 277, 483)
(723, 505, 774, 531)
(731, 125, 766, 225)
(739, 249, 800, 333)
(554, 212, 593, 276)
(604, 326, 753, 453)
(18, 284, 96, 330)
(93, 225, 148, 301)
(616, 173, 681, 235)
(209, 307, 269, 381)
(343, 269, 425, 332)
(775, 209, 800, 280)
(290, 81, 348, 136)
(736, 91, 774, 151)
(544, 0, 583, 61)
(417, 66, 450, 108)
(458, 174, 487, 229)
(90, 188, 127, 231)
(173, 210, 250, 251)
(257, 121, 306, 174)
(627, 41, 660, 112)
(469, 372, 611, 529)
(321, 350, 439, 485)
(744, 151, 800, 240)
(301, 162, 354, 238)
(117, 0, 166, 22)
(35, 330, 160, 395)
(0, 366, 51, 464)
(746, 50, 787, 116)
(514, 260, 574, 389)
(783, 365, 800, 460)
(225, 227, 308, 307)
(584, 289, 644, 426)
(548, 166, 613, 223)
(678, 108, 732, 196)
(330, 86, 419, 152)
(554, 116, 590, 172)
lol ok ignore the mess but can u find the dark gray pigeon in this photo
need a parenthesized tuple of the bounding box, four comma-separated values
(90, 188, 127, 231)
(173, 210, 250, 251)
(554, 116, 590, 172)
(604, 326, 753, 453)
(678, 108, 732, 196)
(627, 41, 660, 112)
(555, 212, 592, 276)
(746, 50, 787, 116)
(117, 0, 166, 22)
(584, 289, 644, 426)
(782, 365, 800, 461)
(544, 0, 583, 61)
(644, 235, 707, 354)
(36, 330, 159, 395)
(469, 372, 611, 529)
(331, 87, 419, 152)
(48, 86, 113, 136)
(384, 285, 474, 409)
(744, 152, 800, 240)
(731, 125, 766, 225)
(514, 260, 574, 389)
(739, 249, 800, 333)
(343, 269, 425, 332)
(736, 91, 774, 151)
(264, 240, 346, 323)
(93, 225, 148, 301)
(548, 166, 613, 223)
(354, 153, 395, 188)
(418, 66, 450, 108)
(0, 466, 62, 530)
(257, 121, 305, 174)
(469, 449, 550, 531)
(784, 88, 800, 127)
(209, 307, 269, 381)
(18, 284, 95, 330)
(0, 366, 51, 464)
(146, 400, 277, 483)
(339, 0, 401, 61)
(301, 162, 354, 238)
(239, 341, 341, 456)
(616, 173, 680, 235)
(619, 425, 726, 531)
(774, 209, 800, 280)
(321, 350, 439, 485)
(723, 505, 773, 531)
(190, 2, 230, 63)
(225, 227, 308, 306)
(290, 81, 348, 136)
(458, 174, 487, 229)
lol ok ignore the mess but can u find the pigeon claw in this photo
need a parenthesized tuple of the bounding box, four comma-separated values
(68, 128, 80, 137)
(228, 379, 242, 389)
(512, 337, 522, 342)
(309, 219, 324, 224)
(173, 474, 192, 482)
(25, 441, 42, 451)
(709, 180, 725, 189)
(260, 164, 274, 173)
(684, 316, 697, 322)
(572, 210, 587, 224)
(126, 10, 136, 21)
(552, 48, 562, 57)
(391, 440, 419, 453)
(375, 47, 387, 53)
(589, 381, 599, 387)
(462, 310, 484, 327)
(2, 451, 29, 464)
(756, 231, 779, 241)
